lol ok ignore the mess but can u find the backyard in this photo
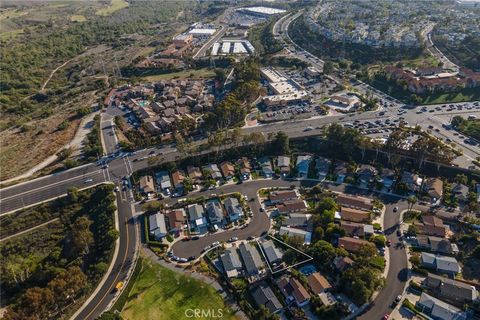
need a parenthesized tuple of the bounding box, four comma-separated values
(121, 256, 238, 320)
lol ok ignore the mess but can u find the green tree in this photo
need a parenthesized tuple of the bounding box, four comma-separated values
(272, 131, 290, 155)
(323, 61, 334, 74)
(69, 216, 94, 257)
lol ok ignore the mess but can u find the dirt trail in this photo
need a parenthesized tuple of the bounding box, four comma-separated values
(41, 58, 73, 91)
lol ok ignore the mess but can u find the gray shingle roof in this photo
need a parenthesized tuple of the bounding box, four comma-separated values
(239, 242, 264, 275)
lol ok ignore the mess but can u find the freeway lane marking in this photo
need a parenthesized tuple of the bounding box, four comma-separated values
(0, 169, 104, 202)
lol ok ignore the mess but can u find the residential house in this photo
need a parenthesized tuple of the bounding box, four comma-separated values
(401, 171, 423, 192)
(341, 221, 365, 237)
(219, 161, 235, 181)
(296, 155, 312, 178)
(139, 175, 155, 195)
(333, 256, 354, 271)
(156, 171, 172, 195)
(316, 157, 331, 181)
(220, 247, 243, 278)
(239, 242, 264, 276)
(425, 178, 444, 201)
(276, 199, 307, 215)
(206, 199, 225, 226)
(426, 273, 478, 303)
(334, 161, 349, 183)
(261, 240, 283, 265)
(416, 216, 447, 237)
(452, 183, 469, 201)
(166, 209, 186, 231)
(171, 170, 185, 194)
(340, 207, 371, 223)
(416, 292, 467, 320)
(188, 204, 207, 233)
(336, 194, 373, 211)
(357, 164, 378, 185)
(277, 276, 311, 307)
(307, 272, 332, 294)
(269, 190, 298, 204)
(318, 292, 338, 307)
(149, 212, 168, 240)
(421, 252, 461, 275)
(282, 213, 311, 227)
(251, 282, 283, 314)
(258, 157, 274, 178)
(416, 236, 458, 255)
(364, 224, 375, 236)
(237, 158, 252, 181)
(279, 226, 312, 245)
(277, 156, 291, 175)
(203, 164, 223, 180)
(378, 168, 396, 190)
(338, 237, 371, 252)
(186, 166, 202, 184)
(224, 197, 243, 222)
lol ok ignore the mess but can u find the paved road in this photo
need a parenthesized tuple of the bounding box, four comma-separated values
(73, 184, 137, 320)
(167, 178, 410, 320)
(192, 26, 226, 59)
(170, 179, 317, 258)
(2, 99, 478, 216)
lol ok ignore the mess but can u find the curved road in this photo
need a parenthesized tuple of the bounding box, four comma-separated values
(73, 189, 137, 320)
(167, 178, 410, 320)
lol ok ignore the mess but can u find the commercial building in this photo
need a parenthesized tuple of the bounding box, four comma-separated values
(238, 6, 287, 17)
(260, 68, 310, 107)
(210, 40, 255, 56)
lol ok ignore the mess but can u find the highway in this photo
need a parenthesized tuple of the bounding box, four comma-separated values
(2, 100, 478, 216)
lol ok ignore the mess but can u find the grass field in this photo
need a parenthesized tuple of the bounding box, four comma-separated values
(70, 15, 87, 22)
(96, 0, 129, 16)
(121, 257, 238, 320)
(141, 68, 216, 82)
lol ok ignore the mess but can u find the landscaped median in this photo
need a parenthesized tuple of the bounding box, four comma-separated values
(109, 254, 237, 320)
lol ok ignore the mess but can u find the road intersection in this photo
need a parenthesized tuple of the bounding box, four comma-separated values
(1, 10, 478, 320)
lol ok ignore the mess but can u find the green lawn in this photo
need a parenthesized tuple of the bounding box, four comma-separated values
(96, 0, 129, 16)
(121, 257, 238, 320)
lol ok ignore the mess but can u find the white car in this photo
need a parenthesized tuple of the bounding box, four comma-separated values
(84, 179, 93, 183)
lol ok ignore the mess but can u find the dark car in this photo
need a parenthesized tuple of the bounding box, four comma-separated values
(396, 230, 401, 237)
(191, 236, 200, 240)
(187, 256, 196, 261)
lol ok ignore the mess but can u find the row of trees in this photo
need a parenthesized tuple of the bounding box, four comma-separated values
(324, 122, 458, 169)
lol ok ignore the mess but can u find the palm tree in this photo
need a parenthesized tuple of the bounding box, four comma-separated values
(407, 195, 418, 211)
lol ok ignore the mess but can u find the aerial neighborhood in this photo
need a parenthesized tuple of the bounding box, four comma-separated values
(1, 1, 479, 320)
